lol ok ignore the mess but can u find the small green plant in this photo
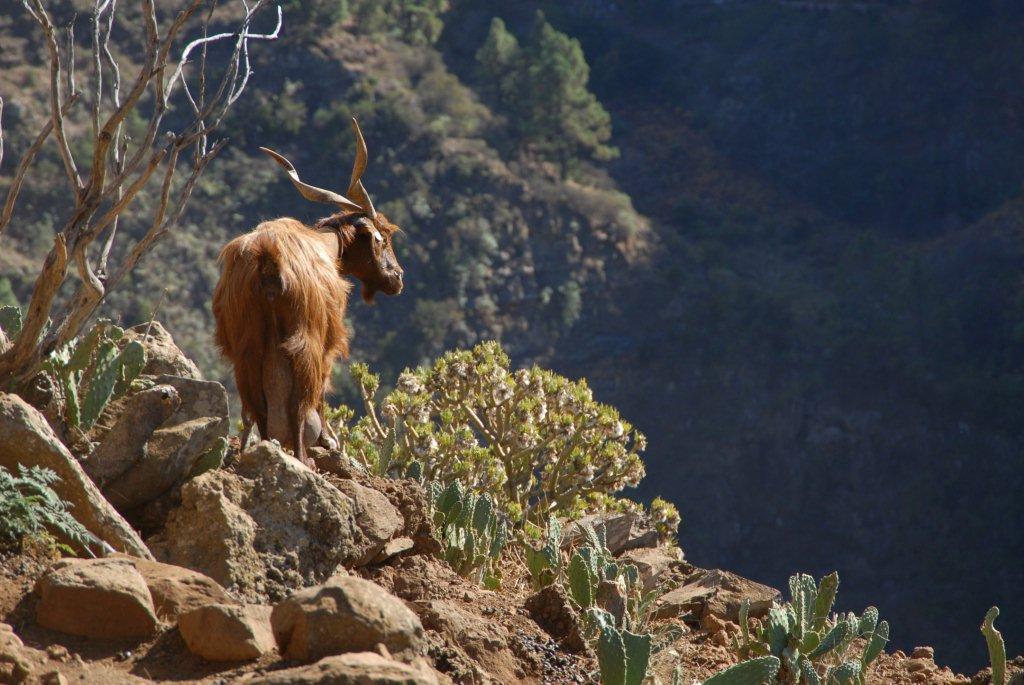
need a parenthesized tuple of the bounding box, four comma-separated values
(523, 513, 564, 590)
(41, 320, 147, 433)
(982, 607, 1006, 685)
(329, 341, 647, 525)
(428, 479, 507, 588)
(0, 464, 98, 555)
(650, 496, 681, 543)
(673, 657, 782, 685)
(734, 572, 888, 684)
(588, 607, 651, 685)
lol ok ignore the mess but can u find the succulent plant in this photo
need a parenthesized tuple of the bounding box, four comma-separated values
(589, 607, 651, 685)
(735, 571, 887, 684)
(428, 479, 507, 587)
(41, 320, 147, 433)
(982, 607, 1006, 685)
(328, 341, 648, 525)
(524, 513, 563, 590)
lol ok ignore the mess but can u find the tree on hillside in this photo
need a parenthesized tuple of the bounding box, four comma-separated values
(0, 0, 281, 387)
(351, 0, 450, 46)
(475, 12, 617, 174)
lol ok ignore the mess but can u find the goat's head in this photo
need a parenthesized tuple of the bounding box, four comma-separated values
(259, 118, 404, 303)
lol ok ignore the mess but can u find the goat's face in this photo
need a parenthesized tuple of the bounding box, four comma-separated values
(341, 214, 404, 303)
(259, 117, 405, 304)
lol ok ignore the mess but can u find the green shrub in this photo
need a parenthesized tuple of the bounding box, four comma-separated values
(733, 572, 888, 684)
(328, 340, 646, 525)
(0, 464, 98, 555)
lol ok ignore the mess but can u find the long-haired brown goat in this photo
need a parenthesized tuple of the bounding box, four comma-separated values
(213, 119, 403, 465)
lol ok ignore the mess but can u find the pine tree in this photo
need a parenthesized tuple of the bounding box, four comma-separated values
(520, 13, 617, 171)
(474, 18, 521, 109)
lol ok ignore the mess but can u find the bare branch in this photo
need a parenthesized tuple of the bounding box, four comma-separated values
(0, 235, 69, 380)
(25, 0, 83, 194)
(4, 0, 284, 385)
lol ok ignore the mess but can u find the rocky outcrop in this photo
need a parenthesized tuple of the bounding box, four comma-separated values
(619, 545, 689, 592)
(561, 511, 659, 555)
(83, 384, 181, 488)
(0, 393, 152, 559)
(0, 622, 32, 683)
(122, 322, 202, 380)
(113, 554, 235, 623)
(103, 375, 229, 516)
(178, 604, 275, 662)
(148, 442, 366, 601)
(247, 653, 438, 685)
(34, 558, 158, 639)
(654, 568, 780, 622)
(271, 575, 426, 663)
(333, 479, 404, 565)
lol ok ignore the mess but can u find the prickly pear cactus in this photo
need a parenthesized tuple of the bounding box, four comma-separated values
(591, 607, 650, 685)
(703, 656, 782, 685)
(733, 571, 888, 685)
(41, 320, 148, 433)
(524, 514, 563, 589)
(428, 478, 507, 585)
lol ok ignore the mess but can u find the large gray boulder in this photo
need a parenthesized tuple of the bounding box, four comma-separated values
(148, 442, 368, 602)
(271, 575, 426, 663)
(0, 393, 151, 558)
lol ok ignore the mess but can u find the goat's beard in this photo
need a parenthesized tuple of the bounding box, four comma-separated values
(361, 284, 377, 304)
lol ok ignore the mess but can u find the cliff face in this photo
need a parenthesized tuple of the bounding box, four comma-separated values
(442, 1, 1024, 671)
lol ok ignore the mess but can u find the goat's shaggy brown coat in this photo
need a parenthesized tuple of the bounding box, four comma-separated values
(213, 218, 350, 453)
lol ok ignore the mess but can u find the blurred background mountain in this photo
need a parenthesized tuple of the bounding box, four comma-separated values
(2, 0, 1021, 671)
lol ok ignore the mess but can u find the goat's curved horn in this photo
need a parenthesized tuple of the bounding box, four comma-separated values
(346, 118, 377, 219)
(259, 147, 364, 213)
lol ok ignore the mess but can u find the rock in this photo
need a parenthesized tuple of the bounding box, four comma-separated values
(417, 599, 524, 683)
(35, 557, 158, 639)
(654, 568, 780, 622)
(1, 622, 33, 683)
(374, 537, 415, 564)
(112, 554, 235, 622)
(619, 545, 687, 592)
(248, 652, 438, 685)
(562, 511, 659, 555)
(103, 376, 230, 514)
(524, 585, 586, 653)
(83, 385, 181, 488)
(271, 575, 425, 663)
(0, 393, 152, 559)
(911, 646, 935, 660)
(178, 604, 275, 662)
(148, 441, 364, 602)
(123, 322, 202, 379)
(40, 672, 67, 685)
(334, 479, 403, 565)
(596, 579, 627, 625)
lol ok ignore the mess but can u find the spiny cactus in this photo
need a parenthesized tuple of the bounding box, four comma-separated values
(524, 514, 563, 590)
(982, 607, 1007, 685)
(41, 320, 147, 433)
(704, 657, 782, 685)
(735, 571, 887, 684)
(429, 479, 507, 587)
(589, 608, 651, 685)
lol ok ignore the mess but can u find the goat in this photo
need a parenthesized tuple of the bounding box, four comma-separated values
(212, 119, 404, 466)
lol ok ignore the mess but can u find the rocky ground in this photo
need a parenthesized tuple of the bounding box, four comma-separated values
(0, 326, 1020, 684)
